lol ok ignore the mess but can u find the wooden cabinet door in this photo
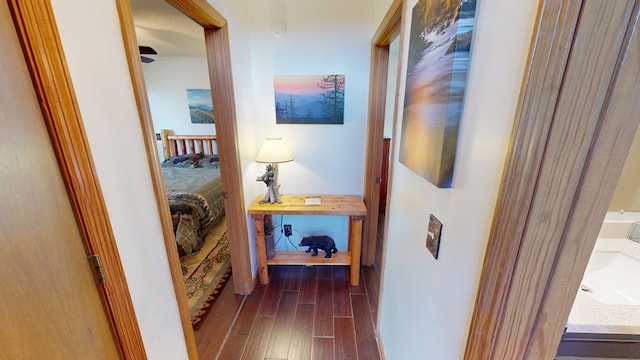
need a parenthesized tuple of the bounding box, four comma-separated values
(0, 2, 121, 358)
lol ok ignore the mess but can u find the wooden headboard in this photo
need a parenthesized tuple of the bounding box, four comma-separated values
(160, 129, 218, 160)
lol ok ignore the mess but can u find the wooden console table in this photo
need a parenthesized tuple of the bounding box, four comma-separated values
(248, 195, 366, 286)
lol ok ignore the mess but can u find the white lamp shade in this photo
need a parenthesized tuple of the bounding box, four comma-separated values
(255, 138, 293, 163)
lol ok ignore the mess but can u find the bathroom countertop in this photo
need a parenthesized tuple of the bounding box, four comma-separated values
(566, 238, 640, 334)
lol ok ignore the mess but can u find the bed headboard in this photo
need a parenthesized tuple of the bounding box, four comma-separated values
(160, 129, 218, 160)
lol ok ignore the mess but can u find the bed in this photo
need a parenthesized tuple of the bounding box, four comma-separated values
(160, 129, 225, 256)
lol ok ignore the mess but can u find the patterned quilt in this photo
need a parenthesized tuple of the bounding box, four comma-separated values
(162, 167, 225, 255)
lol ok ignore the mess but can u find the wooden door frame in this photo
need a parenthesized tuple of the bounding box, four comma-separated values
(465, 0, 640, 358)
(8, 1, 146, 358)
(116, 0, 252, 358)
(362, 0, 403, 266)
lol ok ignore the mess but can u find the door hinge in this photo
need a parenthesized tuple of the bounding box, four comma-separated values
(376, 177, 382, 184)
(88, 255, 106, 283)
(222, 191, 229, 199)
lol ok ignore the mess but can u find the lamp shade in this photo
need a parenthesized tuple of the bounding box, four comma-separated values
(255, 137, 293, 163)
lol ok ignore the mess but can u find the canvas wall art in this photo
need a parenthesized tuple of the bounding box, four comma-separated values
(186, 89, 214, 124)
(274, 75, 345, 124)
(399, 0, 477, 188)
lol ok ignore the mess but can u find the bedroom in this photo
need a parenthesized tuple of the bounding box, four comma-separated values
(131, 0, 233, 331)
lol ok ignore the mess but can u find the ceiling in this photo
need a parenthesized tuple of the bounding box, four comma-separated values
(130, 0, 206, 57)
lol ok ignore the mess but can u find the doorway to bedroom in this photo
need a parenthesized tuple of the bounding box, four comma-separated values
(120, 0, 252, 357)
(130, 0, 232, 331)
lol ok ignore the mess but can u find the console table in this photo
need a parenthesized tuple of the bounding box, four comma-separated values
(248, 194, 366, 286)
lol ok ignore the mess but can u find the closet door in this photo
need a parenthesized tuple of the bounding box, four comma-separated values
(0, 2, 120, 358)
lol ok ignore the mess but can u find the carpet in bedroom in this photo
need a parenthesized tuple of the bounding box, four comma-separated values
(180, 217, 231, 330)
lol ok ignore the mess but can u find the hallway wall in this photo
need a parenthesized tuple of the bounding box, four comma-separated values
(377, 0, 540, 358)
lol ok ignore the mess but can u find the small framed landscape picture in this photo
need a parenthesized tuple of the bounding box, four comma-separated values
(186, 89, 214, 124)
(426, 214, 442, 259)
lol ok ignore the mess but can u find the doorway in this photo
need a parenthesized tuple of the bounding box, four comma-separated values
(363, 0, 403, 328)
(374, 36, 400, 279)
(117, 0, 251, 357)
(465, 0, 640, 358)
(556, 123, 640, 358)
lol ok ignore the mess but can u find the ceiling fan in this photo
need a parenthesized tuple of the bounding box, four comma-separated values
(138, 45, 157, 63)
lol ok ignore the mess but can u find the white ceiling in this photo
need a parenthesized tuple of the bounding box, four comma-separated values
(131, 0, 205, 57)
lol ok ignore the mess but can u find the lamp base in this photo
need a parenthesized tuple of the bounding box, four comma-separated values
(257, 163, 283, 204)
(259, 186, 282, 204)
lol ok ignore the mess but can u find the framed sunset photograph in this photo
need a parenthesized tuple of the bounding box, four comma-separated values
(274, 74, 345, 124)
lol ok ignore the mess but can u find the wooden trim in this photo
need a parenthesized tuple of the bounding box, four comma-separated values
(203, 25, 252, 295)
(8, 1, 146, 359)
(115, 0, 198, 358)
(362, 0, 404, 265)
(377, 330, 387, 360)
(166, 0, 226, 29)
(266, 252, 352, 265)
(465, 0, 640, 358)
(372, 0, 403, 46)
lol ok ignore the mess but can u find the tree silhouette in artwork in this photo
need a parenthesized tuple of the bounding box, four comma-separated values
(317, 75, 345, 123)
(286, 94, 297, 121)
(275, 101, 288, 120)
(275, 94, 298, 122)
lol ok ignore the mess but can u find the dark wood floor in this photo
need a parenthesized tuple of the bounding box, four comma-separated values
(195, 265, 382, 360)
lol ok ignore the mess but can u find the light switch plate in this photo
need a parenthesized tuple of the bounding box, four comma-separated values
(426, 214, 442, 259)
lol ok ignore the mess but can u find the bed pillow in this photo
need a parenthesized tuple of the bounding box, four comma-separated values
(200, 154, 220, 168)
(161, 153, 203, 168)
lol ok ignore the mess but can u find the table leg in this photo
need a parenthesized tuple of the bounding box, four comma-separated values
(349, 215, 365, 286)
(252, 214, 269, 284)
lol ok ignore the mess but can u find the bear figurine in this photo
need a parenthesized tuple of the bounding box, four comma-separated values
(299, 235, 338, 258)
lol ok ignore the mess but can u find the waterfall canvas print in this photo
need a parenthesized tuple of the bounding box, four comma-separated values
(274, 75, 345, 124)
(400, 0, 476, 188)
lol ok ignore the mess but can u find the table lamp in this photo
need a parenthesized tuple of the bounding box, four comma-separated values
(255, 137, 293, 204)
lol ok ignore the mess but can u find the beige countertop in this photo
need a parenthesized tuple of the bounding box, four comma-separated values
(566, 237, 640, 334)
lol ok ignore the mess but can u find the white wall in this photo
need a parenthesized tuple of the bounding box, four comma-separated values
(378, 0, 539, 358)
(245, 0, 375, 197)
(239, 0, 377, 256)
(50, 0, 188, 359)
(141, 57, 216, 160)
(609, 127, 640, 211)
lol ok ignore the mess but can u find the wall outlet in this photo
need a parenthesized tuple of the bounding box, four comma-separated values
(284, 224, 292, 237)
(155, 133, 161, 141)
(426, 214, 442, 259)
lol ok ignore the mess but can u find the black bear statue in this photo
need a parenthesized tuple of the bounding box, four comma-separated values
(299, 235, 338, 258)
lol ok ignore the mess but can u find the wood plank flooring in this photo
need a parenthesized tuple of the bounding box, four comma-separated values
(195, 265, 381, 359)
